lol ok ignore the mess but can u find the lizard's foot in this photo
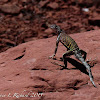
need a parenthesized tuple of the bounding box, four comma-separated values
(86, 58, 92, 63)
(49, 55, 56, 60)
(86, 58, 97, 67)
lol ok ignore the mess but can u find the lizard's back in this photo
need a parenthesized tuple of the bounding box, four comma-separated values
(59, 32, 79, 51)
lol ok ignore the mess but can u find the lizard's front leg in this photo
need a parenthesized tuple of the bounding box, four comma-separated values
(49, 37, 60, 59)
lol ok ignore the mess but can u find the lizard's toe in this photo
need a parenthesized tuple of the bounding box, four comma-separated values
(48, 55, 56, 60)
(86, 58, 97, 67)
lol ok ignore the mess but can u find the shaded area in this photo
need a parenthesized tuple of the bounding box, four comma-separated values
(14, 48, 26, 60)
(54, 57, 89, 75)
(14, 54, 25, 60)
(67, 58, 89, 75)
(57, 57, 96, 76)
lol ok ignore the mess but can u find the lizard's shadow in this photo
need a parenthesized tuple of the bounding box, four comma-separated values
(62, 58, 89, 75)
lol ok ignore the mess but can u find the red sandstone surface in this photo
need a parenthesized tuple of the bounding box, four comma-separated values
(0, 29, 99, 100)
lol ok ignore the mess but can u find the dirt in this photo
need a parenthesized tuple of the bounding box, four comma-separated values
(0, 0, 100, 53)
(0, 29, 100, 100)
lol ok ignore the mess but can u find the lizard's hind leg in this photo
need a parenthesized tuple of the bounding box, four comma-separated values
(80, 49, 97, 67)
(80, 49, 87, 60)
(51, 50, 74, 69)
(63, 50, 74, 69)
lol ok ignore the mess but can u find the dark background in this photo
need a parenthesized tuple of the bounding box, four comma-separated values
(0, 0, 100, 52)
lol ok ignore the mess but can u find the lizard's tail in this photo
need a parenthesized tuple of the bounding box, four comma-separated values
(76, 54, 96, 87)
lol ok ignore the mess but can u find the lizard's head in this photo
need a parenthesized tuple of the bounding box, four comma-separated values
(49, 24, 62, 34)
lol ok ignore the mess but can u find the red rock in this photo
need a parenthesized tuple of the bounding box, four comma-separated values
(47, 2, 59, 9)
(2, 38, 15, 46)
(0, 0, 8, 4)
(0, 0, 8, 2)
(44, 28, 53, 34)
(0, 3, 21, 14)
(77, 0, 93, 6)
(89, 16, 100, 26)
(0, 30, 100, 100)
(21, 0, 27, 2)
(39, 0, 49, 7)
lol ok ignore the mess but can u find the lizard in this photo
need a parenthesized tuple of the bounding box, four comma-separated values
(48, 24, 96, 87)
